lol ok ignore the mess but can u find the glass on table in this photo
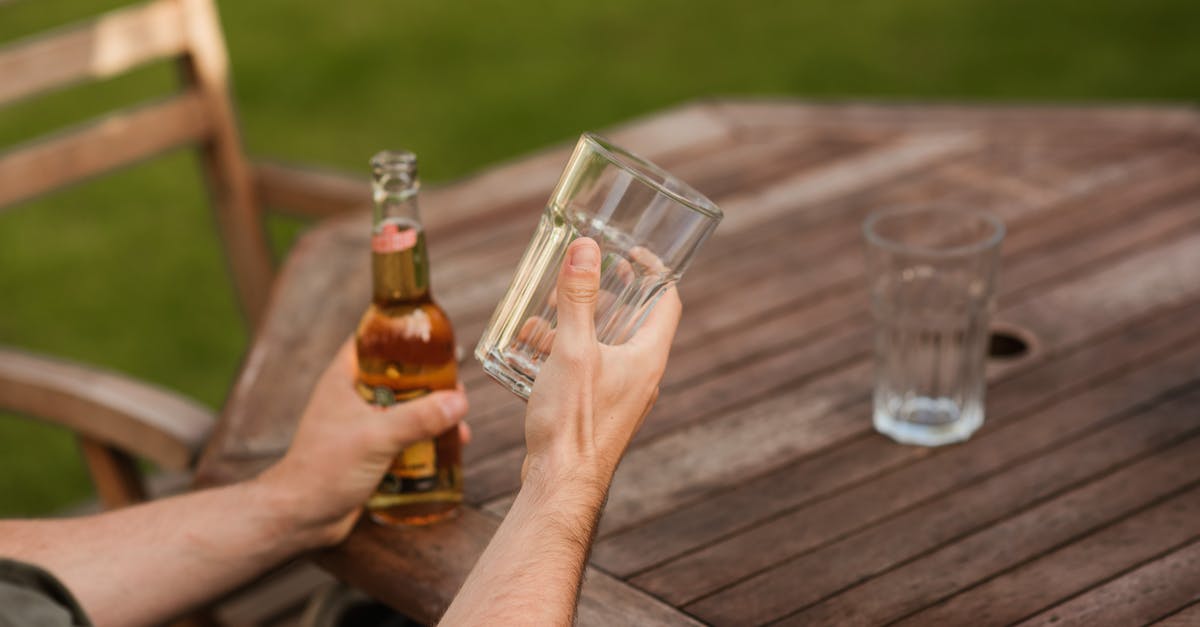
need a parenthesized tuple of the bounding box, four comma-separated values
(476, 132, 722, 399)
(864, 206, 1005, 447)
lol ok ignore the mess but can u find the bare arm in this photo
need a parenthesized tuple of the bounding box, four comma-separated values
(439, 472, 608, 625)
(0, 341, 468, 627)
(0, 478, 320, 626)
(441, 238, 681, 625)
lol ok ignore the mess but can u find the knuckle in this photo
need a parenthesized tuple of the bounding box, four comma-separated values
(560, 281, 599, 305)
(387, 403, 445, 444)
(415, 404, 449, 435)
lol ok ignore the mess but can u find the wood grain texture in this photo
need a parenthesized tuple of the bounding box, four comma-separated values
(0, 91, 211, 208)
(0, 0, 186, 106)
(593, 298, 1200, 578)
(466, 131, 1200, 508)
(476, 220, 1200, 522)
(252, 161, 370, 218)
(196, 123, 744, 462)
(662, 341, 1200, 619)
(1155, 602, 1200, 627)
(313, 507, 701, 627)
(896, 483, 1200, 626)
(0, 0, 285, 329)
(771, 392, 1200, 626)
(192, 100, 1200, 623)
(177, 0, 274, 327)
(1016, 536, 1200, 627)
(0, 347, 214, 471)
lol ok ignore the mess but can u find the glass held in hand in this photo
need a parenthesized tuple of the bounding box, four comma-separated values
(476, 132, 722, 399)
(864, 205, 1005, 447)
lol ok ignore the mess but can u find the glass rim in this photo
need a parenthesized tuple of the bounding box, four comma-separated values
(581, 132, 723, 222)
(863, 205, 1005, 258)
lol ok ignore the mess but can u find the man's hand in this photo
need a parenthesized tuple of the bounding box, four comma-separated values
(523, 237, 681, 492)
(441, 237, 681, 625)
(0, 339, 470, 626)
(258, 339, 470, 546)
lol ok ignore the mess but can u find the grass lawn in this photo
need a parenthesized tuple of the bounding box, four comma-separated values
(2, 0, 1199, 516)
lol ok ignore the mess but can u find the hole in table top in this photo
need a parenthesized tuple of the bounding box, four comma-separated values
(988, 328, 1031, 359)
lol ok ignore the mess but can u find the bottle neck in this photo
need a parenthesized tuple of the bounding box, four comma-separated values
(371, 187, 431, 305)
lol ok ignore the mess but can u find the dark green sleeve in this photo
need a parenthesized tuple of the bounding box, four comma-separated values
(0, 558, 91, 627)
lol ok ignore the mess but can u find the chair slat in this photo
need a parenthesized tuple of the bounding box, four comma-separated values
(0, 0, 187, 107)
(0, 90, 211, 208)
(0, 347, 215, 472)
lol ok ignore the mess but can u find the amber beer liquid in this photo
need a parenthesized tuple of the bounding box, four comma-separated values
(356, 150, 462, 525)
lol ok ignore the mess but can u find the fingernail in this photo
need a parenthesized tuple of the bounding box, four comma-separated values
(438, 393, 467, 419)
(570, 241, 599, 270)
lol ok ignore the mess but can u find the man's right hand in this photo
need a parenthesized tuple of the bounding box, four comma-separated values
(440, 237, 682, 626)
(522, 237, 682, 494)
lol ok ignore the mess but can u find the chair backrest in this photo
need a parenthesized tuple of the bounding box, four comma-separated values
(0, 0, 272, 326)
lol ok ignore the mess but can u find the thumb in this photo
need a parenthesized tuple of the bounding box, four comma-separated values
(379, 389, 468, 448)
(554, 238, 602, 349)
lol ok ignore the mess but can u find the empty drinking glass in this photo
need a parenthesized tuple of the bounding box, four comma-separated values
(476, 133, 722, 399)
(864, 206, 1005, 446)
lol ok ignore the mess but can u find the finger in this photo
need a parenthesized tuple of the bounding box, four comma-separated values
(629, 245, 668, 276)
(553, 237, 602, 352)
(515, 315, 557, 355)
(329, 336, 357, 379)
(459, 421, 472, 446)
(628, 285, 682, 360)
(614, 256, 636, 286)
(378, 389, 468, 447)
(316, 337, 360, 402)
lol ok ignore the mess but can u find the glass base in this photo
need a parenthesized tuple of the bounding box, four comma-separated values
(479, 347, 537, 400)
(874, 397, 983, 447)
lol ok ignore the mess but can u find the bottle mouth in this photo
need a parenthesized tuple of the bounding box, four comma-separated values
(371, 150, 420, 198)
(371, 150, 417, 176)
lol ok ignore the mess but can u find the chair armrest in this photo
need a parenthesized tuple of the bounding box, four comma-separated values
(252, 160, 371, 219)
(0, 347, 214, 471)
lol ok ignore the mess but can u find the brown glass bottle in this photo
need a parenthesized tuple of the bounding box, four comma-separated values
(356, 150, 462, 526)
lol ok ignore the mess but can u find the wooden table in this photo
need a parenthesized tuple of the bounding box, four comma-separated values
(195, 100, 1200, 626)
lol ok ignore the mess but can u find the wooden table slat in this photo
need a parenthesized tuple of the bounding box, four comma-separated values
(895, 483, 1200, 626)
(768, 389, 1200, 626)
(1014, 536, 1200, 627)
(1153, 600, 1200, 627)
(461, 134, 1200, 491)
(192, 100, 1200, 625)
(460, 163, 1200, 421)
(659, 352, 1200, 617)
(592, 297, 1200, 577)
(470, 220, 1200, 517)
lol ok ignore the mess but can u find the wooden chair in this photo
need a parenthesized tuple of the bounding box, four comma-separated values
(0, 0, 371, 507)
(0, 1, 369, 620)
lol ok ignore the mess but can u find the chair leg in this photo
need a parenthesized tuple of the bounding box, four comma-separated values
(78, 438, 225, 625)
(78, 437, 147, 509)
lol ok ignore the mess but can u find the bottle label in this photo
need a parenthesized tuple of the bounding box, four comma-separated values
(392, 439, 437, 479)
(372, 222, 418, 253)
(362, 383, 439, 493)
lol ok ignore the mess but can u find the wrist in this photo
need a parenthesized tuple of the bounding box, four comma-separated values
(522, 452, 612, 509)
(248, 466, 344, 553)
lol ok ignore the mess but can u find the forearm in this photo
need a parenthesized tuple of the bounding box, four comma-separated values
(0, 478, 325, 626)
(440, 469, 608, 626)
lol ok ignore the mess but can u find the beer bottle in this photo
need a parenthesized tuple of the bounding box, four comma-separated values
(356, 150, 461, 525)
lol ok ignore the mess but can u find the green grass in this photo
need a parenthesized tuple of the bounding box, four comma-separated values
(2, 0, 1199, 516)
